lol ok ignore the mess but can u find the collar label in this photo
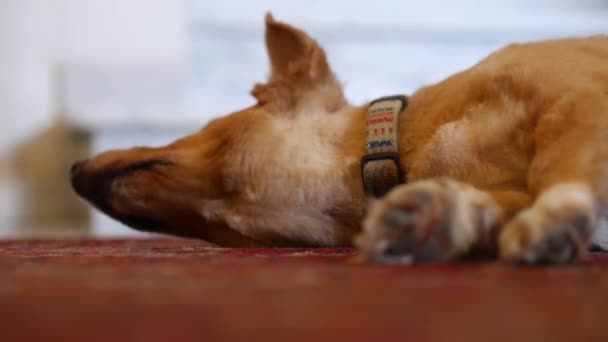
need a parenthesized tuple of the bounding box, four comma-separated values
(361, 95, 407, 197)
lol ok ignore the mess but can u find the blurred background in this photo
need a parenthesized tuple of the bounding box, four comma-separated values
(0, 0, 606, 238)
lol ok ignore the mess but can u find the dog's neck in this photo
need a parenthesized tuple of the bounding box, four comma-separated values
(246, 98, 410, 242)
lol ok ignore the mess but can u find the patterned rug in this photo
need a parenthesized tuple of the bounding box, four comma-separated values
(1, 238, 607, 341)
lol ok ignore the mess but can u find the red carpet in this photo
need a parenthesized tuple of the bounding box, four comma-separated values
(1, 239, 608, 341)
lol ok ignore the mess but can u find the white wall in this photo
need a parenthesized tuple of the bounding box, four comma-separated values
(0, 0, 57, 156)
(59, 0, 186, 67)
(0, 0, 188, 153)
(189, 0, 608, 34)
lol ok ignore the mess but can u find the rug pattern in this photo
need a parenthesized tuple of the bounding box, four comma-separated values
(1, 239, 608, 341)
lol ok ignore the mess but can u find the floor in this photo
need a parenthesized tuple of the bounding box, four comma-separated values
(1, 238, 607, 341)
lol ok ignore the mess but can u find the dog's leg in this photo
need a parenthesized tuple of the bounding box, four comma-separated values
(357, 179, 529, 263)
(499, 97, 608, 264)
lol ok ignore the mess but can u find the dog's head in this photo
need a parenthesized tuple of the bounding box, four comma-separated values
(71, 14, 367, 246)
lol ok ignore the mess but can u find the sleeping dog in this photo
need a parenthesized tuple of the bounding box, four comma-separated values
(71, 14, 608, 264)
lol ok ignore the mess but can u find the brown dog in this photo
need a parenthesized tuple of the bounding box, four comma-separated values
(71, 14, 608, 264)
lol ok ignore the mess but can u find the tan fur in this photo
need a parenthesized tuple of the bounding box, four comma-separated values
(71, 14, 608, 263)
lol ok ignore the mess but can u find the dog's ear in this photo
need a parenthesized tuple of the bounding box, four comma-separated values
(264, 13, 328, 82)
(252, 13, 346, 111)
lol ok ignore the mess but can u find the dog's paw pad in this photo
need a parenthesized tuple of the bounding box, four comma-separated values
(358, 180, 479, 264)
(383, 205, 452, 262)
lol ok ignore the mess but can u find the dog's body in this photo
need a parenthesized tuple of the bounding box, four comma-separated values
(71, 15, 608, 264)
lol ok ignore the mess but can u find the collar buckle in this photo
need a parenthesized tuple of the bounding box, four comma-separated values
(361, 152, 405, 197)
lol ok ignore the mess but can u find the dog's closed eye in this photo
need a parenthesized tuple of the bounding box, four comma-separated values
(115, 159, 174, 179)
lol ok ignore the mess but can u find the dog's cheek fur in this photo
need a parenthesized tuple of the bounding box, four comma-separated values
(199, 103, 365, 246)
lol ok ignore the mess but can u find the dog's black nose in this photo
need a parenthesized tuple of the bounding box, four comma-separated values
(71, 159, 87, 178)
(70, 159, 89, 194)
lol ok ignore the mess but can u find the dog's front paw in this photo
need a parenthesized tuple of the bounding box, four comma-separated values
(499, 184, 595, 265)
(357, 179, 501, 264)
